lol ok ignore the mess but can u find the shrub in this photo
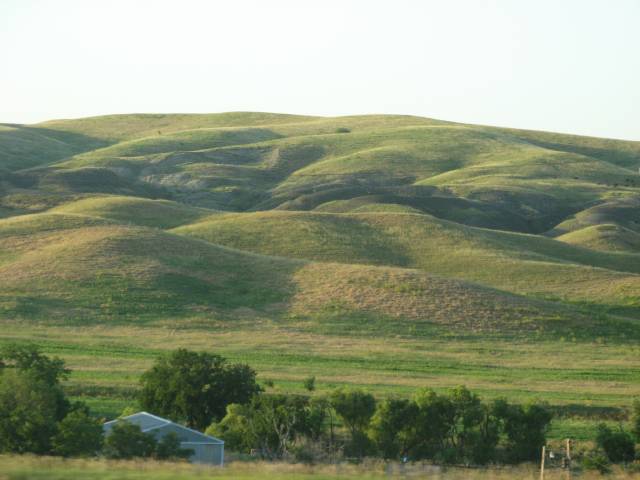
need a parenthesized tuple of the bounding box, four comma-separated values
(582, 452, 612, 474)
(155, 432, 193, 460)
(103, 421, 156, 459)
(330, 388, 376, 436)
(369, 398, 417, 459)
(303, 376, 316, 392)
(0, 369, 60, 454)
(51, 409, 103, 457)
(497, 400, 552, 463)
(210, 394, 320, 460)
(330, 388, 376, 458)
(0, 344, 70, 422)
(596, 424, 635, 463)
(335, 127, 351, 133)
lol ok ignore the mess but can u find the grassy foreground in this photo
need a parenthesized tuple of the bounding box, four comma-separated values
(1, 456, 639, 480)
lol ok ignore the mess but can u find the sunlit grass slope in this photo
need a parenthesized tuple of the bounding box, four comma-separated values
(0, 213, 590, 335)
(34, 115, 638, 234)
(174, 210, 640, 313)
(51, 195, 214, 228)
(557, 224, 640, 253)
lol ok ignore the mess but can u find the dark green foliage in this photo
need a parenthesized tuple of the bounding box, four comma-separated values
(469, 402, 502, 465)
(210, 394, 322, 459)
(207, 403, 255, 454)
(595, 424, 636, 463)
(411, 389, 456, 460)
(496, 400, 553, 463)
(369, 398, 417, 459)
(582, 452, 612, 474)
(335, 127, 351, 133)
(0, 345, 89, 455)
(139, 349, 261, 430)
(0, 344, 70, 422)
(0, 370, 60, 454)
(329, 388, 376, 436)
(0, 344, 69, 386)
(154, 432, 193, 460)
(303, 375, 316, 392)
(103, 421, 157, 459)
(51, 410, 103, 457)
(343, 430, 375, 459)
(409, 387, 500, 464)
(330, 388, 376, 458)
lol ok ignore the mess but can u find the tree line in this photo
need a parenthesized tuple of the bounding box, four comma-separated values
(1, 345, 639, 468)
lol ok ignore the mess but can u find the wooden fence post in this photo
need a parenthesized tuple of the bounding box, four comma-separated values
(540, 445, 546, 480)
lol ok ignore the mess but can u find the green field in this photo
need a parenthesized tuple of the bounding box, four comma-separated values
(1, 112, 640, 440)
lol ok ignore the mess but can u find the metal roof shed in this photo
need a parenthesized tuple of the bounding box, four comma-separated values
(103, 411, 224, 465)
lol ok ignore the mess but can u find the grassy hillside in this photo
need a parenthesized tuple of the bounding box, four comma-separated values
(51, 195, 214, 229)
(557, 224, 640, 252)
(174, 210, 640, 316)
(0, 212, 586, 335)
(1, 112, 640, 437)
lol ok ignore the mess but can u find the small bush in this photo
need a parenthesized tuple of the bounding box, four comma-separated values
(582, 452, 612, 474)
(103, 422, 156, 459)
(155, 432, 192, 460)
(596, 424, 636, 463)
(335, 127, 351, 134)
(51, 410, 103, 457)
(303, 375, 316, 392)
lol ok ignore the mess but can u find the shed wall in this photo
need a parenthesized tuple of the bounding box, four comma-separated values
(183, 442, 224, 465)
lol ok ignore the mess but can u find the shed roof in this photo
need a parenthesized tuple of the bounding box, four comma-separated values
(103, 411, 224, 444)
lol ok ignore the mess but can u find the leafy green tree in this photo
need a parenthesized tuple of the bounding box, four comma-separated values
(103, 421, 157, 459)
(330, 388, 376, 457)
(208, 403, 258, 453)
(0, 344, 70, 422)
(369, 398, 417, 459)
(468, 402, 501, 465)
(330, 388, 376, 436)
(139, 349, 261, 430)
(0, 369, 60, 454)
(497, 401, 552, 463)
(209, 394, 315, 459)
(51, 409, 103, 457)
(409, 387, 500, 464)
(448, 386, 484, 460)
(155, 432, 193, 460)
(596, 424, 635, 463)
(0, 344, 69, 385)
(411, 389, 456, 460)
(303, 397, 329, 441)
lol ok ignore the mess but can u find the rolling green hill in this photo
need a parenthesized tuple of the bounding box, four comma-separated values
(1, 112, 639, 431)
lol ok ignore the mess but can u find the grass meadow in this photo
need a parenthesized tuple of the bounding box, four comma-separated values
(1, 456, 640, 480)
(1, 320, 637, 442)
